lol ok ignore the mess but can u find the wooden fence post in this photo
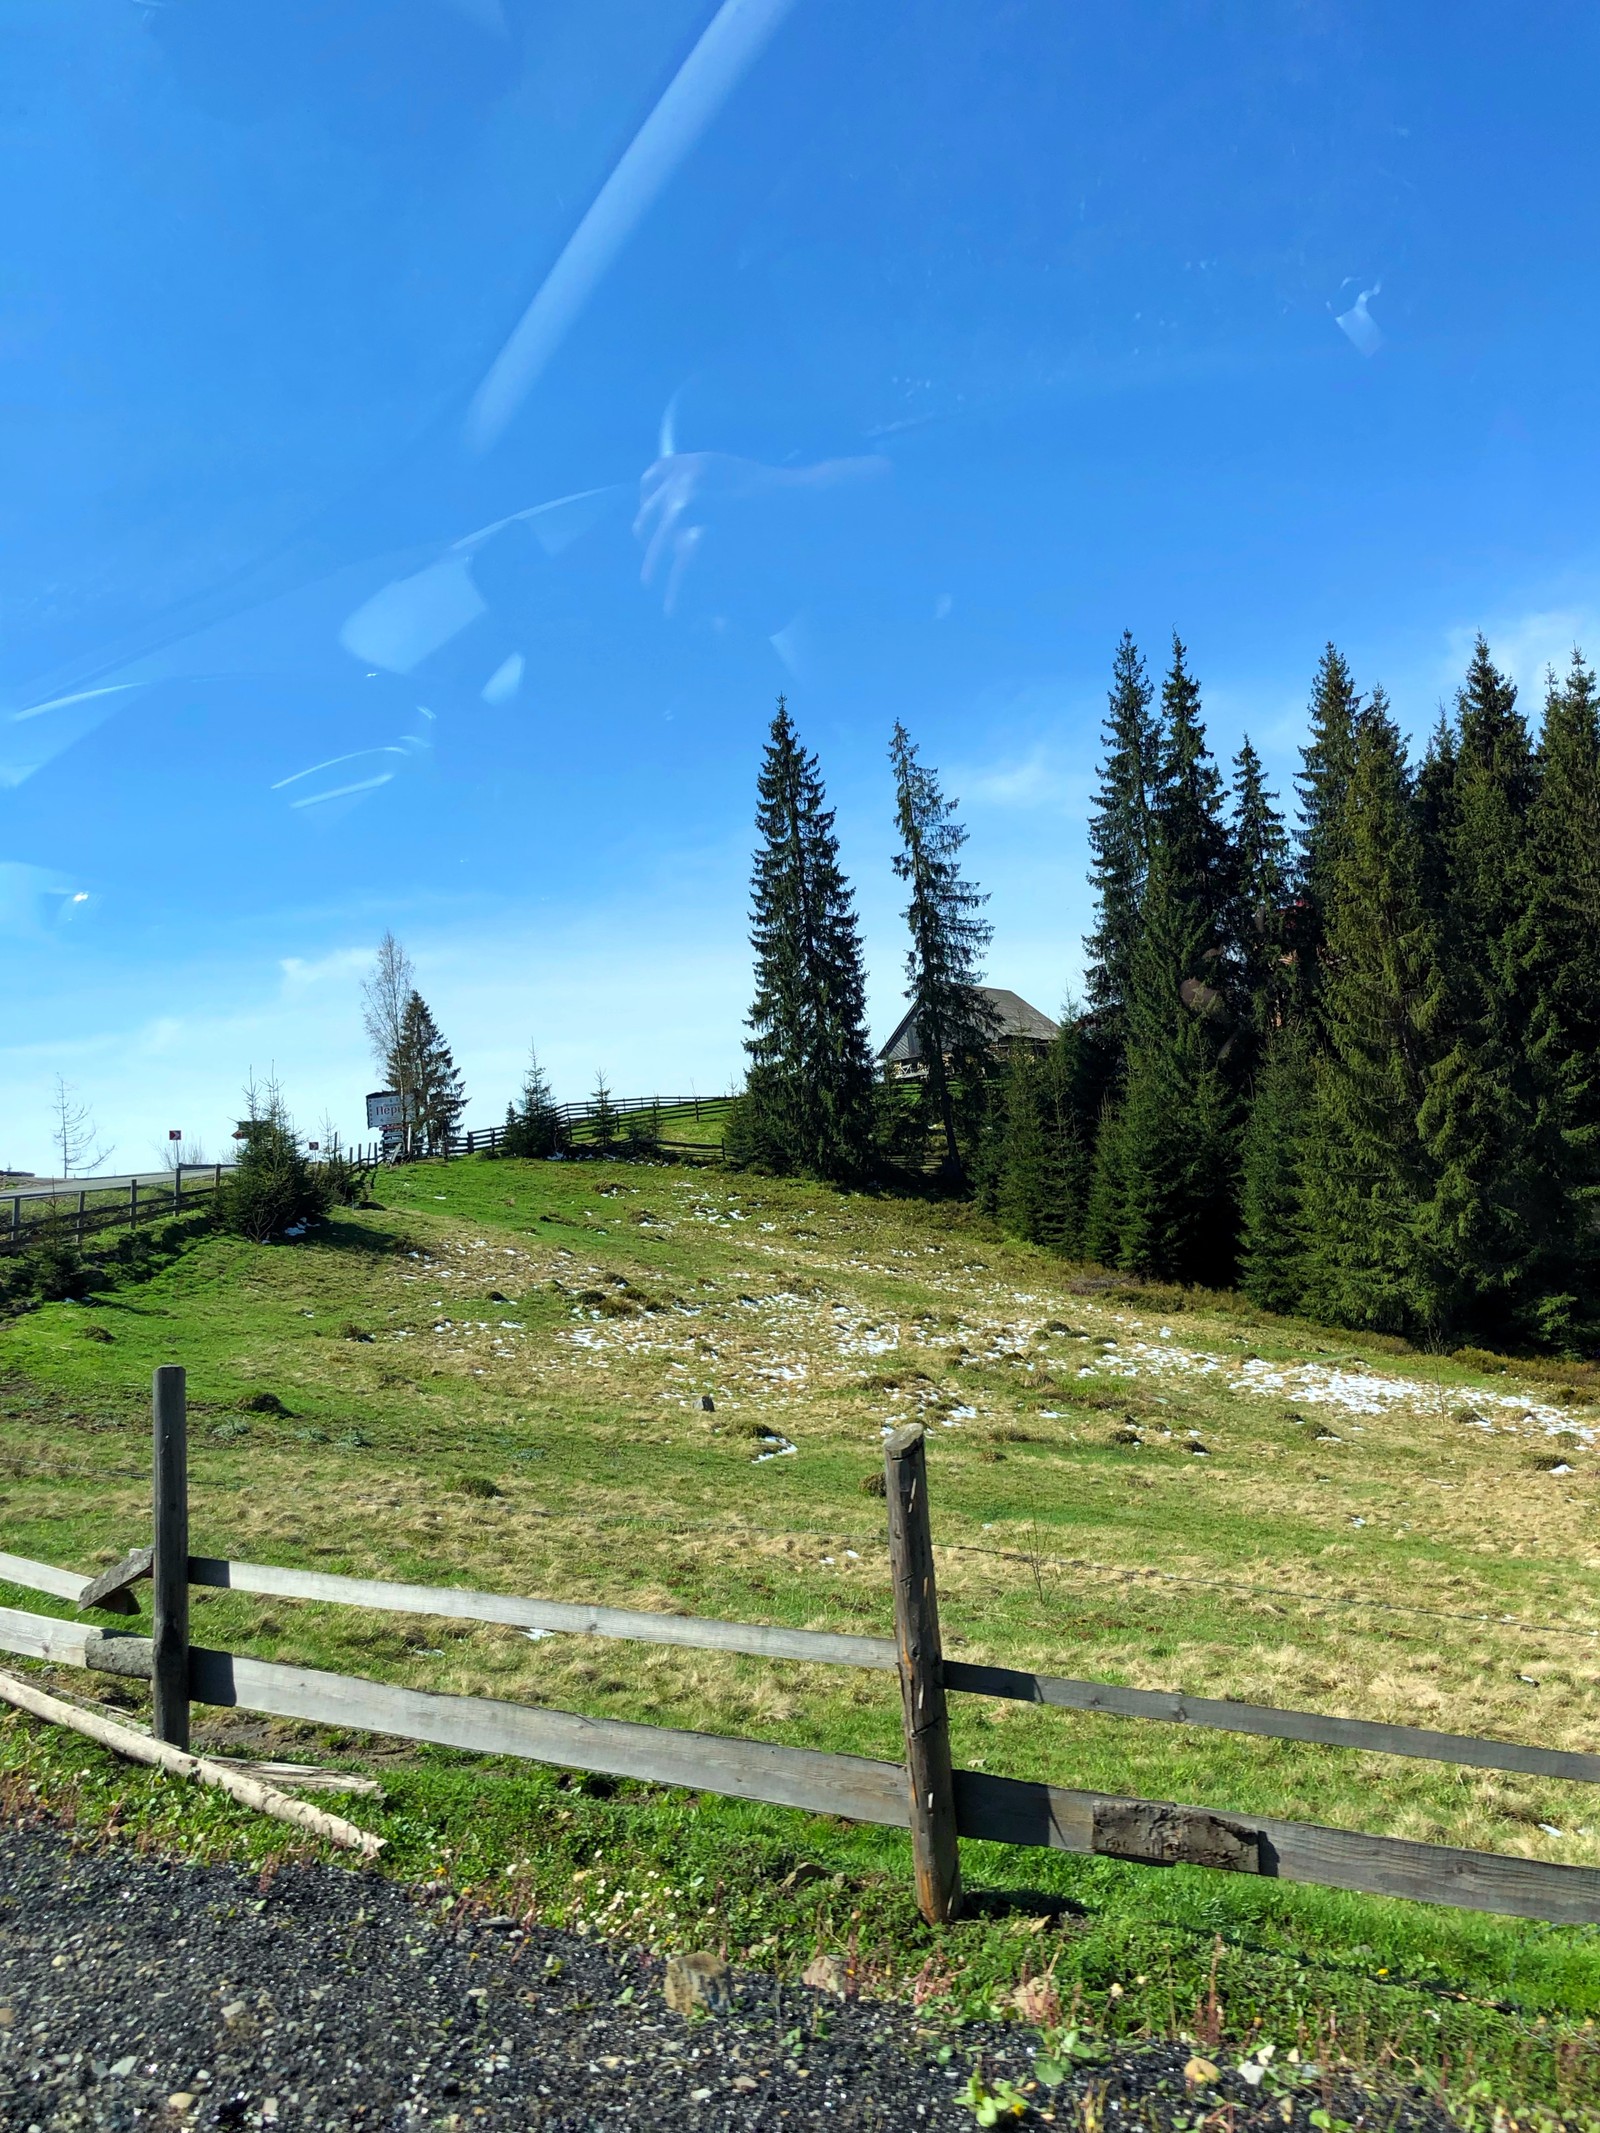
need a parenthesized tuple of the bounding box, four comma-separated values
(885, 1423, 962, 1923)
(151, 1366, 190, 1749)
(76, 1190, 85, 1246)
(172, 1163, 182, 1215)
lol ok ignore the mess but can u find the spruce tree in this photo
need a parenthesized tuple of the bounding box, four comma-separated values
(1238, 1023, 1312, 1312)
(1292, 644, 1361, 993)
(1090, 642, 1240, 1281)
(1414, 709, 1459, 918)
(1228, 737, 1291, 1062)
(1443, 636, 1534, 952)
(888, 721, 995, 1174)
(1082, 1097, 1126, 1267)
(1526, 654, 1600, 1317)
(743, 699, 876, 1181)
(500, 1046, 562, 1159)
(991, 1048, 1051, 1243)
(1421, 639, 1583, 1340)
(990, 1021, 1096, 1253)
(391, 993, 465, 1157)
(594, 1074, 621, 1149)
(1298, 694, 1448, 1334)
(1152, 635, 1234, 950)
(1083, 633, 1159, 1056)
(1104, 829, 1240, 1283)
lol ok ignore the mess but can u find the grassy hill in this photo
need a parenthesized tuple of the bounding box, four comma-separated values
(3, 1156, 1599, 2118)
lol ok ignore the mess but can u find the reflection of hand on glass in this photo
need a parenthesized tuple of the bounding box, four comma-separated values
(633, 450, 890, 613)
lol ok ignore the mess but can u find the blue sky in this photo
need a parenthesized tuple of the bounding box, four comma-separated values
(4, 0, 1599, 1171)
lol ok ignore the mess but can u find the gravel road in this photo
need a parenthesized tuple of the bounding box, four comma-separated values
(0, 1823, 1450, 2132)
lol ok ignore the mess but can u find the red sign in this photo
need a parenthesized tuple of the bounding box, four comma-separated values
(168, 1129, 182, 1141)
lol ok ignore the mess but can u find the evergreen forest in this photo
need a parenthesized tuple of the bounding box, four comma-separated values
(735, 641, 1600, 1351)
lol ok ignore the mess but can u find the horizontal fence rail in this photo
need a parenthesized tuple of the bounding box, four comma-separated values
(2, 1150, 382, 1256)
(187, 1558, 898, 1673)
(938, 1662, 1600, 1788)
(1, 1593, 1598, 1926)
(5, 1167, 238, 1203)
(4, 1380, 1600, 1928)
(4, 1547, 1597, 1787)
(450, 1094, 735, 1161)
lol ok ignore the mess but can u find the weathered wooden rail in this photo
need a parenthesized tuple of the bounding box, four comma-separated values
(3, 1165, 229, 1255)
(2, 1149, 383, 1256)
(452, 1093, 735, 1160)
(1, 1372, 1599, 1927)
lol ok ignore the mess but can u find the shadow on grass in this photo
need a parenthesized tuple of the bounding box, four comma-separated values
(310, 1213, 419, 1258)
(958, 1884, 1088, 1925)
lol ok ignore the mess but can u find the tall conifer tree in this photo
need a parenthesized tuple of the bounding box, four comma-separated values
(1104, 830, 1240, 1283)
(1228, 737, 1291, 1061)
(743, 698, 875, 1181)
(1089, 641, 1240, 1278)
(1238, 1022, 1312, 1311)
(1152, 635, 1234, 949)
(1421, 639, 1584, 1339)
(1293, 645, 1361, 997)
(1082, 1096, 1126, 1266)
(1083, 634, 1159, 1057)
(1528, 653, 1600, 1243)
(889, 722, 995, 1174)
(988, 1020, 1097, 1253)
(1298, 694, 1448, 1334)
(392, 993, 466, 1157)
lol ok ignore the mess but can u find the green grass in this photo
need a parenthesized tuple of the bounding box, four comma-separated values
(3, 1155, 1599, 2120)
(564, 1095, 733, 1149)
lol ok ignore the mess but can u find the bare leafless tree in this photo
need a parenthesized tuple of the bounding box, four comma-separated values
(361, 932, 414, 1082)
(50, 1076, 113, 1180)
(159, 1137, 208, 1170)
(361, 931, 420, 1155)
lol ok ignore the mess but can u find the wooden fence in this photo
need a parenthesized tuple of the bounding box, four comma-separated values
(452, 1093, 734, 1163)
(2, 1150, 384, 1258)
(3, 1165, 232, 1257)
(2, 1370, 1599, 1927)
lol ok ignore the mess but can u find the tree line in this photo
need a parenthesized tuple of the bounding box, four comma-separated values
(732, 639, 1600, 1349)
(990, 633, 1600, 1347)
(727, 700, 997, 1182)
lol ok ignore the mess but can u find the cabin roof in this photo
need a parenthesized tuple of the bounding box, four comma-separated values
(877, 987, 1060, 1063)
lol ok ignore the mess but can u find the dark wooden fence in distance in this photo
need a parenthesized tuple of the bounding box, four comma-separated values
(452, 1093, 734, 1164)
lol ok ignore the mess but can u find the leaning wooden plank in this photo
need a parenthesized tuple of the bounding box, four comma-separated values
(77, 1546, 153, 1614)
(186, 1645, 911, 1828)
(942, 1661, 1600, 1788)
(952, 1771, 1600, 1926)
(188, 1557, 898, 1672)
(0, 1667, 383, 1858)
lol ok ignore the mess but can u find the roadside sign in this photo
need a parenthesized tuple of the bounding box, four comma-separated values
(168, 1129, 182, 1141)
(365, 1089, 415, 1129)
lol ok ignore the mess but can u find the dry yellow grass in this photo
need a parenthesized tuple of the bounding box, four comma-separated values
(4, 1157, 1599, 1864)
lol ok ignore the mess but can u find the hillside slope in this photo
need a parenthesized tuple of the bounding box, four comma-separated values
(2, 1156, 1598, 2115)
